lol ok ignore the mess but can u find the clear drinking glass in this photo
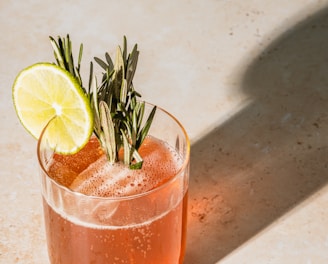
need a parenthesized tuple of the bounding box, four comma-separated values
(37, 103, 190, 264)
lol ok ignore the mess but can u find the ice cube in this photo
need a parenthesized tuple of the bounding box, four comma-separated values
(70, 156, 147, 197)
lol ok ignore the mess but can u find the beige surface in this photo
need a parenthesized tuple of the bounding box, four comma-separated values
(1, 0, 328, 263)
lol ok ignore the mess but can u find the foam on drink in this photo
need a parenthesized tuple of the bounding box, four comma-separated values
(67, 136, 182, 197)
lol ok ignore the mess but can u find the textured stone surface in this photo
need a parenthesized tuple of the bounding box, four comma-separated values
(1, 0, 328, 263)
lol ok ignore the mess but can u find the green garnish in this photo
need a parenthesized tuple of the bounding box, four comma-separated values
(50, 34, 156, 169)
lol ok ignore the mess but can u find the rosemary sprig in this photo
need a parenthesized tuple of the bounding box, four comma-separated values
(50, 35, 156, 169)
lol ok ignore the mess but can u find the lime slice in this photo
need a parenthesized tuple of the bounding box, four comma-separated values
(12, 63, 93, 154)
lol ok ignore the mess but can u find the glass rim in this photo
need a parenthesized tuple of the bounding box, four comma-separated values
(37, 102, 190, 202)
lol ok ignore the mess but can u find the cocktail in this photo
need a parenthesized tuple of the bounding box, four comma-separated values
(12, 35, 190, 264)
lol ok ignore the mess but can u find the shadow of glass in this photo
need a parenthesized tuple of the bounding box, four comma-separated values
(185, 7, 328, 264)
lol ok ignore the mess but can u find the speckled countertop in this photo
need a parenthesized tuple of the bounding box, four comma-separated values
(1, 1, 328, 263)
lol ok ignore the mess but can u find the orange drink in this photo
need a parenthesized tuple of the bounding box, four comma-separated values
(38, 104, 190, 264)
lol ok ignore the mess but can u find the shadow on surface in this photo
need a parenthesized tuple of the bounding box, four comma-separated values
(185, 7, 328, 264)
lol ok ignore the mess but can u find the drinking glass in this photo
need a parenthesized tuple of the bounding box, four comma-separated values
(37, 103, 190, 264)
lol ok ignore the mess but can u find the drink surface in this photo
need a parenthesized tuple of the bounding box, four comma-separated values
(48, 136, 182, 196)
(43, 136, 188, 264)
